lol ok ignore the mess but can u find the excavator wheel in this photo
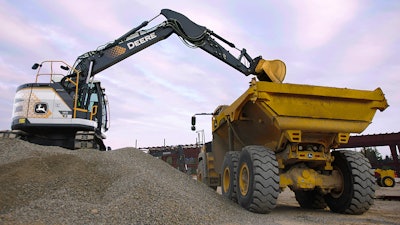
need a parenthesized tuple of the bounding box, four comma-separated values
(294, 189, 327, 209)
(221, 151, 240, 202)
(381, 176, 395, 187)
(236, 145, 279, 214)
(325, 150, 375, 214)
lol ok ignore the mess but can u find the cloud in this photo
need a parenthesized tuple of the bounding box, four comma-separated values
(38, 0, 128, 35)
(287, 0, 361, 49)
(0, 3, 44, 52)
(0, 2, 83, 63)
(337, 11, 400, 74)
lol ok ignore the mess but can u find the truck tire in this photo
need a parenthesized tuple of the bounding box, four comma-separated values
(197, 153, 217, 190)
(376, 177, 383, 187)
(197, 153, 207, 184)
(381, 176, 395, 187)
(325, 150, 375, 214)
(221, 151, 240, 202)
(294, 190, 327, 209)
(236, 145, 279, 214)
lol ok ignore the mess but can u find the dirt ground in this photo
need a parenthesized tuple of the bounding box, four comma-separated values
(270, 185, 400, 225)
(213, 183, 400, 225)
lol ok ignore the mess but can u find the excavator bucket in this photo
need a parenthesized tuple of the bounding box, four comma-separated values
(255, 59, 286, 83)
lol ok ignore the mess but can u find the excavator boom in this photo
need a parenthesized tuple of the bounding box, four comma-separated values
(71, 9, 286, 84)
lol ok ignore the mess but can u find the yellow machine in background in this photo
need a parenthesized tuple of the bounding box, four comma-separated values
(193, 77, 388, 214)
(375, 169, 396, 187)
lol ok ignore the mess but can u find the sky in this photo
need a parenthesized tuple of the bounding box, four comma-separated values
(0, 0, 399, 156)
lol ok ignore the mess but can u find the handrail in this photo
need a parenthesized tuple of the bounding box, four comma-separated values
(33, 60, 83, 118)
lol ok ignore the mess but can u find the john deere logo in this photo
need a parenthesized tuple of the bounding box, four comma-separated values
(34, 103, 48, 114)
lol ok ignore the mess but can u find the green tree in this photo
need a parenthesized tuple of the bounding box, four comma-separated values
(360, 147, 382, 163)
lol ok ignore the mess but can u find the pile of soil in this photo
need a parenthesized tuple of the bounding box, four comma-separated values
(1, 138, 399, 225)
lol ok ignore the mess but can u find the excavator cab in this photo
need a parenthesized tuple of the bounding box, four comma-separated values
(83, 81, 110, 133)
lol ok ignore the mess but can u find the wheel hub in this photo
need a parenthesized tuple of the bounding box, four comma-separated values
(223, 167, 231, 193)
(383, 177, 394, 187)
(239, 163, 250, 196)
(330, 168, 344, 198)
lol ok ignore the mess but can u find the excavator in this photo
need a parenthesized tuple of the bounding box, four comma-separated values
(0, 9, 286, 150)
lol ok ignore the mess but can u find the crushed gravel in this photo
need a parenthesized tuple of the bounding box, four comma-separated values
(0, 139, 275, 225)
(1, 138, 399, 225)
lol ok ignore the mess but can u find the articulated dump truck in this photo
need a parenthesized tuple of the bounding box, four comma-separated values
(194, 78, 388, 214)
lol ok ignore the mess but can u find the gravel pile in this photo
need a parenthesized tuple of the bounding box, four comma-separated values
(0, 139, 275, 225)
(1, 139, 399, 225)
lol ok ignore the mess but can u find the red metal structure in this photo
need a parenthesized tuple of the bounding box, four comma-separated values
(338, 132, 400, 173)
(146, 145, 201, 174)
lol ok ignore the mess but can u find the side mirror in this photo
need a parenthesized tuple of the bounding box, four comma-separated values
(32, 63, 40, 70)
(191, 116, 196, 131)
(60, 65, 69, 71)
(190, 112, 212, 131)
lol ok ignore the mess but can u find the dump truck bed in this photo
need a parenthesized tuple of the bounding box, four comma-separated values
(211, 79, 388, 170)
(221, 80, 388, 132)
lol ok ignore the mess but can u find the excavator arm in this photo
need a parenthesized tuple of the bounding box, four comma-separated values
(70, 9, 286, 85)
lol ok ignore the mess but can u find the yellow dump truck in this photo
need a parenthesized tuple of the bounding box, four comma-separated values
(193, 78, 388, 214)
(375, 169, 396, 187)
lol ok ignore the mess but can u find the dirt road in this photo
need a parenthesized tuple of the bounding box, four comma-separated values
(272, 186, 400, 225)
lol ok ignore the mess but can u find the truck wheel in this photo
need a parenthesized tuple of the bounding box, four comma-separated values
(382, 176, 395, 187)
(197, 153, 217, 190)
(221, 151, 240, 202)
(376, 177, 383, 187)
(236, 145, 279, 214)
(294, 190, 327, 209)
(197, 153, 207, 183)
(325, 150, 375, 214)
(197, 161, 204, 182)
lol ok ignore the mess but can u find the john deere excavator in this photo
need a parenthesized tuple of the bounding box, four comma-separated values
(0, 9, 285, 150)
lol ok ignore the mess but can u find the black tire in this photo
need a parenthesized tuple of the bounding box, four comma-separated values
(236, 145, 280, 214)
(376, 177, 383, 187)
(382, 176, 395, 187)
(197, 153, 217, 190)
(294, 190, 327, 209)
(325, 150, 375, 214)
(221, 151, 240, 202)
(197, 153, 207, 184)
